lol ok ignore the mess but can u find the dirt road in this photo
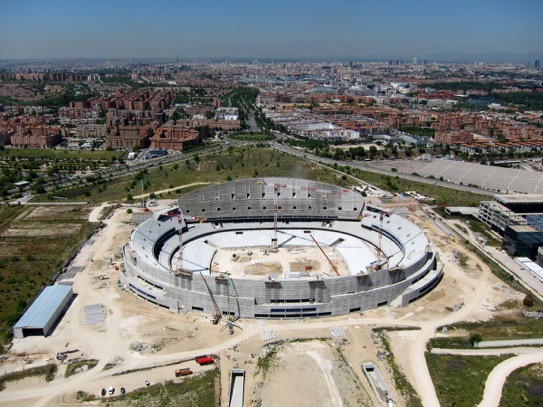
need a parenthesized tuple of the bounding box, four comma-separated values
(0, 203, 528, 407)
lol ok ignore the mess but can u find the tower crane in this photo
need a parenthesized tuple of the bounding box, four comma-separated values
(377, 212, 385, 259)
(272, 183, 279, 250)
(165, 210, 205, 272)
(373, 210, 391, 270)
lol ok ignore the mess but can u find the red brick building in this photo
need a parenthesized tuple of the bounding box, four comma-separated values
(151, 126, 200, 150)
(104, 126, 153, 149)
(11, 125, 62, 147)
(435, 130, 474, 145)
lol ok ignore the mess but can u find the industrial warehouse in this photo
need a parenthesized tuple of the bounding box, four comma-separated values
(120, 178, 442, 318)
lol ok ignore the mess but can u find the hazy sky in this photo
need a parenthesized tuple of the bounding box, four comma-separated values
(1, 0, 542, 60)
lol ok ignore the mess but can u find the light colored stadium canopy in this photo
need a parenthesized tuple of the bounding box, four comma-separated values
(418, 160, 543, 194)
(13, 284, 73, 338)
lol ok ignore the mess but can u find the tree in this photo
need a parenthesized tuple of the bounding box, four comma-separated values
(171, 109, 181, 124)
(523, 293, 534, 307)
(469, 333, 482, 347)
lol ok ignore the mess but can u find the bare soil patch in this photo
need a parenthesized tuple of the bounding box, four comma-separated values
(25, 206, 91, 221)
(212, 245, 350, 279)
(3, 223, 82, 237)
(254, 340, 373, 407)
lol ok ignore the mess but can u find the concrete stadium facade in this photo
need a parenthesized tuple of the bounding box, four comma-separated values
(119, 178, 442, 319)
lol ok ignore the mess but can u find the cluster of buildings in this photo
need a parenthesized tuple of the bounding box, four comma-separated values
(0, 82, 241, 150)
(0, 59, 541, 153)
(0, 72, 100, 82)
(479, 194, 543, 265)
(57, 88, 176, 126)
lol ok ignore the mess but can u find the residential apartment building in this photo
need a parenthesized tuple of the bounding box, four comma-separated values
(150, 126, 200, 150)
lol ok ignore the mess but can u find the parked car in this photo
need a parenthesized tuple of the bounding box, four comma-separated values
(145, 380, 150, 386)
(108, 386, 115, 395)
(101, 388, 106, 397)
(120, 387, 126, 395)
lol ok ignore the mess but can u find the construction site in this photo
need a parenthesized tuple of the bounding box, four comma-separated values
(0, 178, 537, 407)
(120, 178, 441, 321)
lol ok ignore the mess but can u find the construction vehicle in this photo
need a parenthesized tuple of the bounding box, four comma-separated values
(175, 368, 193, 377)
(196, 356, 214, 366)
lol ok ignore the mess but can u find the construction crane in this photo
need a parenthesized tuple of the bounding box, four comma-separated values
(310, 234, 340, 276)
(272, 183, 279, 250)
(198, 272, 222, 324)
(219, 272, 242, 334)
(256, 180, 279, 250)
(375, 210, 391, 266)
(357, 203, 371, 222)
(165, 210, 205, 272)
(377, 212, 385, 258)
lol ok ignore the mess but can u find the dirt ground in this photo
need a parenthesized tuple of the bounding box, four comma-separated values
(3, 223, 83, 237)
(255, 340, 372, 407)
(0, 199, 526, 407)
(211, 246, 349, 278)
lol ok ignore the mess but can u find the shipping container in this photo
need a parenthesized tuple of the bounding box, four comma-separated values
(196, 356, 214, 365)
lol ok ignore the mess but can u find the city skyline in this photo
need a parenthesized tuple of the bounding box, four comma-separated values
(1, 0, 543, 62)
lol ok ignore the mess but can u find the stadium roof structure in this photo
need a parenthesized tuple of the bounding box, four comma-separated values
(495, 194, 543, 205)
(418, 160, 543, 194)
(13, 284, 73, 338)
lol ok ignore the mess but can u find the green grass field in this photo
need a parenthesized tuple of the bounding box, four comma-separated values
(104, 368, 220, 406)
(347, 167, 488, 207)
(0, 204, 96, 342)
(46, 146, 354, 203)
(429, 312, 543, 348)
(500, 363, 543, 406)
(229, 133, 275, 141)
(0, 148, 125, 161)
(426, 353, 513, 406)
(41, 146, 490, 208)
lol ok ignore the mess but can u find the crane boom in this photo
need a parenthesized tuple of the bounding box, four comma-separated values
(198, 272, 221, 324)
(165, 210, 205, 273)
(310, 234, 340, 276)
(272, 184, 279, 249)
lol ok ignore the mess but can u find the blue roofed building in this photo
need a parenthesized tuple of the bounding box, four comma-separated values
(13, 285, 73, 338)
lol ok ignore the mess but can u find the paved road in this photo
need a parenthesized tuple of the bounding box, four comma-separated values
(479, 352, 543, 407)
(431, 346, 543, 406)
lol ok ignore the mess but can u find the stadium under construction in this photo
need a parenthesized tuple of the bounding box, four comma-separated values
(119, 178, 442, 319)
